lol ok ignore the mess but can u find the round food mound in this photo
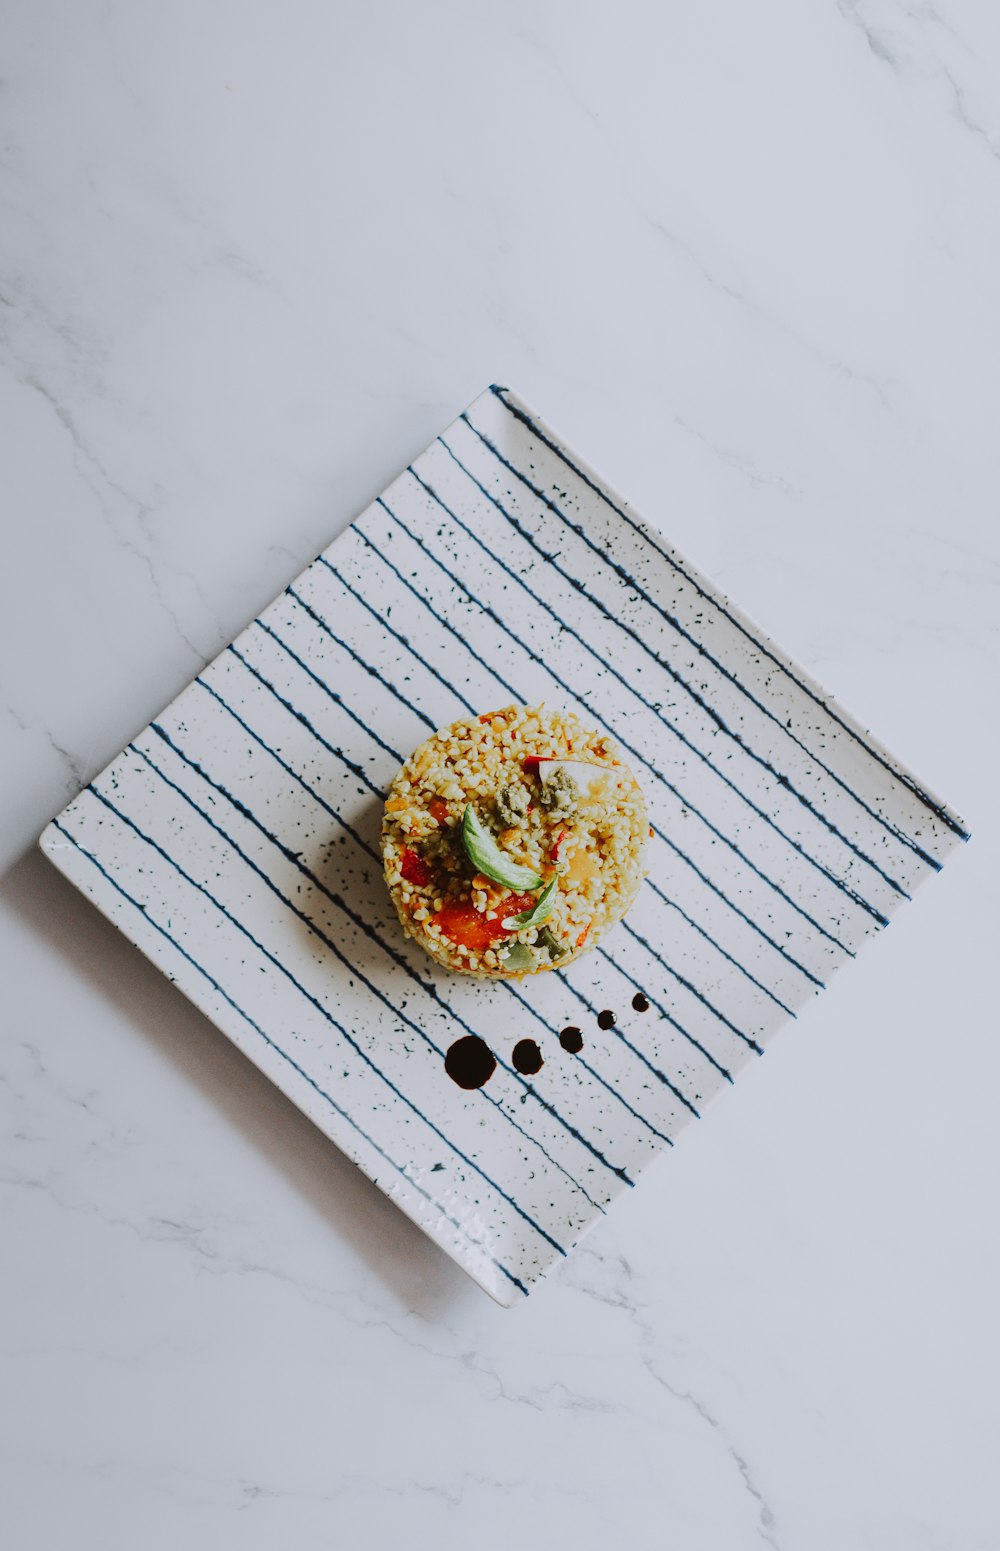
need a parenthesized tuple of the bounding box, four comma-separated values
(381, 705, 649, 978)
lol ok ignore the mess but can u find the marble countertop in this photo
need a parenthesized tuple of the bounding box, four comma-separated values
(2, 3, 997, 1546)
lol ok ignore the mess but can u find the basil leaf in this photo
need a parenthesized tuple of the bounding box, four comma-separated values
(502, 876, 558, 931)
(461, 805, 542, 890)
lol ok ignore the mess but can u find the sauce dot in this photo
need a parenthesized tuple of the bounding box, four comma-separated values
(597, 1009, 617, 1030)
(632, 992, 650, 1012)
(444, 1035, 496, 1090)
(512, 1038, 544, 1075)
(559, 1026, 584, 1053)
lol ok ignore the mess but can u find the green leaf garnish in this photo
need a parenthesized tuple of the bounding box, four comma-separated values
(499, 942, 534, 972)
(503, 876, 558, 931)
(461, 805, 542, 890)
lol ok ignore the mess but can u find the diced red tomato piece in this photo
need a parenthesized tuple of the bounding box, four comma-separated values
(550, 827, 568, 861)
(401, 847, 433, 887)
(428, 798, 450, 825)
(521, 755, 543, 774)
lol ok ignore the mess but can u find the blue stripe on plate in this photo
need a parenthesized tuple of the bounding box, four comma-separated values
(640, 880, 798, 1019)
(314, 556, 479, 718)
(612, 924, 762, 1055)
(360, 518, 525, 705)
(256, 618, 404, 767)
(287, 586, 438, 733)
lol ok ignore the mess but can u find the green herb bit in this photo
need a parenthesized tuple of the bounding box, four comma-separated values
(495, 782, 530, 826)
(499, 942, 535, 973)
(461, 805, 542, 891)
(536, 925, 568, 961)
(538, 766, 579, 820)
(503, 876, 558, 931)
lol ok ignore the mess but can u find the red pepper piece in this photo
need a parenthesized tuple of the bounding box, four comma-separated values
(434, 890, 541, 952)
(433, 900, 498, 953)
(498, 891, 539, 932)
(401, 847, 433, 887)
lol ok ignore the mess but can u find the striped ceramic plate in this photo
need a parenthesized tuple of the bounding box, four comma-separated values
(40, 385, 968, 1305)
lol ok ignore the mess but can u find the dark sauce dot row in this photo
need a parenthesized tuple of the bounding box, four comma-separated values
(444, 991, 649, 1090)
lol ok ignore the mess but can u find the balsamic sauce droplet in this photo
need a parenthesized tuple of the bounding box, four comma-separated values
(632, 992, 650, 1013)
(445, 1035, 497, 1090)
(559, 1025, 584, 1053)
(597, 1009, 617, 1030)
(512, 1038, 544, 1076)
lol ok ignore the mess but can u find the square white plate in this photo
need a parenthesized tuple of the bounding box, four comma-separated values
(40, 385, 968, 1305)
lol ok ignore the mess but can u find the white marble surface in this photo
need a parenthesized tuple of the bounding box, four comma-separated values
(2, 1, 997, 1545)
